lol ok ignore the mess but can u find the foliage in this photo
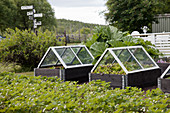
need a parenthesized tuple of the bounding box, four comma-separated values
(94, 63, 126, 75)
(0, 72, 169, 112)
(161, 0, 170, 13)
(86, 26, 161, 63)
(56, 19, 101, 34)
(104, 0, 163, 33)
(0, 0, 57, 32)
(0, 62, 22, 73)
(80, 27, 91, 35)
(0, 28, 64, 71)
(93, 62, 154, 75)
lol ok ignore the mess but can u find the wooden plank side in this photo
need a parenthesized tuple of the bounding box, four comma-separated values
(65, 66, 93, 82)
(127, 69, 161, 88)
(90, 73, 123, 88)
(34, 68, 60, 77)
(160, 78, 170, 93)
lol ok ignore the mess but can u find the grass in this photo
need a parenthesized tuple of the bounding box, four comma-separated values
(67, 42, 81, 46)
(0, 62, 21, 73)
(16, 71, 34, 76)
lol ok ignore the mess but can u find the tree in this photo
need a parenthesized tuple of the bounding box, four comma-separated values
(162, 0, 170, 13)
(0, 0, 57, 32)
(80, 27, 91, 35)
(0, 0, 17, 31)
(105, 0, 162, 33)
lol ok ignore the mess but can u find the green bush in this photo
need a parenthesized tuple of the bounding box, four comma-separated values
(0, 73, 169, 112)
(0, 28, 64, 71)
(0, 62, 22, 73)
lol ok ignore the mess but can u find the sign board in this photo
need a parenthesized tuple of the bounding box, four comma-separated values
(35, 21, 42, 26)
(34, 19, 37, 23)
(29, 16, 33, 20)
(21, 5, 33, 10)
(33, 9, 36, 13)
(27, 11, 33, 16)
(34, 25, 37, 28)
(34, 13, 43, 17)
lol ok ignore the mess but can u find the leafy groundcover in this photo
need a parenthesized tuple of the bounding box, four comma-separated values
(0, 72, 169, 113)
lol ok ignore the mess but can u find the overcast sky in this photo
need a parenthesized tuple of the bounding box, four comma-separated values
(47, 0, 107, 25)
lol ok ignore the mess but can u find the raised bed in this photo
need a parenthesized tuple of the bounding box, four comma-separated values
(90, 46, 161, 89)
(158, 65, 170, 93)
(90, 69, 161, 89)
(35, 45, 94, 83)
(35, 66, 93, 83)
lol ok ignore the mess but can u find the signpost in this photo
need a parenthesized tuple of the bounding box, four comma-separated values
(35, 21, 42, 26)
(21, 5, 33, 10)
(27, 11, 33, 16)
(34, 13, 43, 18)
(21, 5, 42, 32)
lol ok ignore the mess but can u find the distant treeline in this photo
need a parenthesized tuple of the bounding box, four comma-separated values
(56, 19, 104, 34)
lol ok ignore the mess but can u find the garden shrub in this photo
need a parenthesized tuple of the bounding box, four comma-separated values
(85, 26, 161, 64)
(0, 62, 22, 73)
(0, 73, 169, 112)
(0, 28, 64, 71)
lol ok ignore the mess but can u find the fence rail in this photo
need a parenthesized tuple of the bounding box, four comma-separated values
(131, 32, 170, 57)
(57, 34, 92, 43)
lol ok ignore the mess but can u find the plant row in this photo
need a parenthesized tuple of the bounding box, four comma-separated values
(0, 72, 169, 113)
(93, 63, 154, 75)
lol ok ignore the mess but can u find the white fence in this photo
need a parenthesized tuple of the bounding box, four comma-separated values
(131, 32, 170, 57)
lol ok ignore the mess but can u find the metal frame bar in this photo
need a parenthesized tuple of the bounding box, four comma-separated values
(84, 46, 94, 59)
(112, 50, 123, 64)
(109, 50, 128, 74)
(127, 49, 144, 69)
(70, 47, 82, 64)
(91, 49, 109, 73)
(126, 48, 137, 62)
(37, 47, 51, 68)
(141, 46, 159, 68)
(70, 47, 83, 64)
(51, 48, 68, 68)
(160, 65, 170, 78)
(66, 64, 93, 69)
(56, 48, 67, 65)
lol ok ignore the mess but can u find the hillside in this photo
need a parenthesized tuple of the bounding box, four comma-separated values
(56, 19, 103, 34)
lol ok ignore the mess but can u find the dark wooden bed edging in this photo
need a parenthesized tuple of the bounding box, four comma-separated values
(158, 78, 170, 93)
(89, 68, 161, 89)
(34, 65, 93, 83)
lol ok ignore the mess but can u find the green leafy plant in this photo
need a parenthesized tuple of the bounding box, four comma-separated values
(86, 26, 161, 64)
(0, 28, 65, 71)
(93, 63, 126, 75)
(0, 72, 169, 112)
(93, 62, 154, 75)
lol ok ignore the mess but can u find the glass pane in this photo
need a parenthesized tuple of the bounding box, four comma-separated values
(41, 49, 58, 67)
(130, 48, 156, 68)
(93, 51, 126, 75)
(72, 47, 80, 53)
(113, 49, 142, 71)
(55, 48, 65, 56)
(56, 48, 81, 66)
(74, 47, 93, 64)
